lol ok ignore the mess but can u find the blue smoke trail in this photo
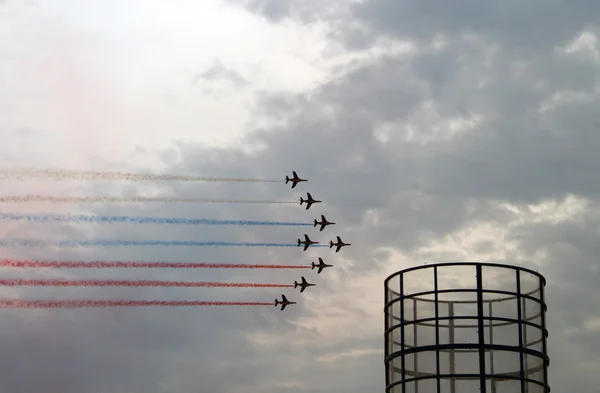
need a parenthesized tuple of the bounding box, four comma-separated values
(0, 239, 330, 248)
(0, 213, 312, 227)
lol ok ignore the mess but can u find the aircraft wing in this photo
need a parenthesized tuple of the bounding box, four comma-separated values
(293, 171, 298, 178)
(300, 286, 306, 293)
(319, 224, 325, 231)
(304, 234, 310, 242)
(292, 182, 297, 188)
(335, 245, 342, 253)
(317, 266, 324, 273)
(280, 303, 287, 310)
(303, 243, 309, 251)
(301, 277, 308, 285)
(307, 193, 313, 201)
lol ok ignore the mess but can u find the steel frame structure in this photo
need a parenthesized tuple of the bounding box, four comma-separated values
(384, 262, 550, 393)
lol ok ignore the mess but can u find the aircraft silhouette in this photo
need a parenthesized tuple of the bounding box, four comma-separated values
(275, 294, 296, 311)
(294, 276, 316, 293)
(297, 234, 319, 251)
(285, 171, 307, 189)
(311, 257, 333, 274)
(299, 193, 321, 210)
(313, 215, 335, 231)
(329, 236, 351, 252)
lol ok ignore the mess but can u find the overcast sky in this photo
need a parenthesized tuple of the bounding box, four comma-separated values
(1, 0, 599, 392)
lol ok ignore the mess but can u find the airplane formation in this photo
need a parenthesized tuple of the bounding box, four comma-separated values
(274, 171, 352, 311)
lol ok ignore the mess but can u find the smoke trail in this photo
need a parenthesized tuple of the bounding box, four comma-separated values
(0, 300, 274, 308)
(0, 239, 329, 248)
(0, 168, 281, 182)
(0, 213, 312, 227)
(0, 260, 311, 269)
(0, 279, 293, 288)
(0, 195, 296, 204)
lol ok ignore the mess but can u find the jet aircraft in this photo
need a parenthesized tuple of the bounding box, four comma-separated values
(329, 236, 351, 252)
(313, 215, 335, 231)
(294, 276, 316, 293)
(297, 234, 319, 251)
(285, 171, 307, 188)
(275, 294, 296, 311)
(311, 257, 333, 274)
(299, 192, 321, 210)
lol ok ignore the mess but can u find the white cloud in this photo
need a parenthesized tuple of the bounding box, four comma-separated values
(0, 0, 335, 169)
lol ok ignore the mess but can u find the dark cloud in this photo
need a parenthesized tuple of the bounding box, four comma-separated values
(227, 1, 600, 391)
(348, 0, 600, 51)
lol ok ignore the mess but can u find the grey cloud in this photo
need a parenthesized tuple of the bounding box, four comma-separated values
(492, 213, 600, 392)
(229, 0, 292, 22)
(348, 0, 600, 51)
(218, 2, 600, 392)
(193, 60, 249, 88)
(229, 0, 600, 53)
(225, 0, 343, 24)
(0, 305, 281, 393)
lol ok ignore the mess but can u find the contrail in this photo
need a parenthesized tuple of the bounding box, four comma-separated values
(0, 278, 293, 288)
(0, 168, 281, 182)
(0, 300, 274, 308)
(0, 239, 329, 248)
(0, 260, 311, 269)
(0, 195, 296, 204)
(0, 213, 312, 227)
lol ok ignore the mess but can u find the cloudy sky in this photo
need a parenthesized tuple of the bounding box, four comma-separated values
(1, 0, 599, 391)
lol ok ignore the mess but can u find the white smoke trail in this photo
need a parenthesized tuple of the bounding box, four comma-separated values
(0, 168, 282, 182)
(0, 195, 296, 204)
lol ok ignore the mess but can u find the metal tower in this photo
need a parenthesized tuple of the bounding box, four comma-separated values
(384, 262, 549, 393)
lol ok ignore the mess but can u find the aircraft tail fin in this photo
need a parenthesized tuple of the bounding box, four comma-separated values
(299, 197, 304, 204)
(313, 219, 317, 227)
(329, 241, 333, 248)
(311, 262, 316, 269)
(297, 239, 301, 246)
(285, 176, 289, 184)
(294, 281, 298, 288)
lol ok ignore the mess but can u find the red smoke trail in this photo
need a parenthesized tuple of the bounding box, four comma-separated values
(0, 278, 293, 288)
(0, 300, 274, 308)
(0, 259, 310, 269)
